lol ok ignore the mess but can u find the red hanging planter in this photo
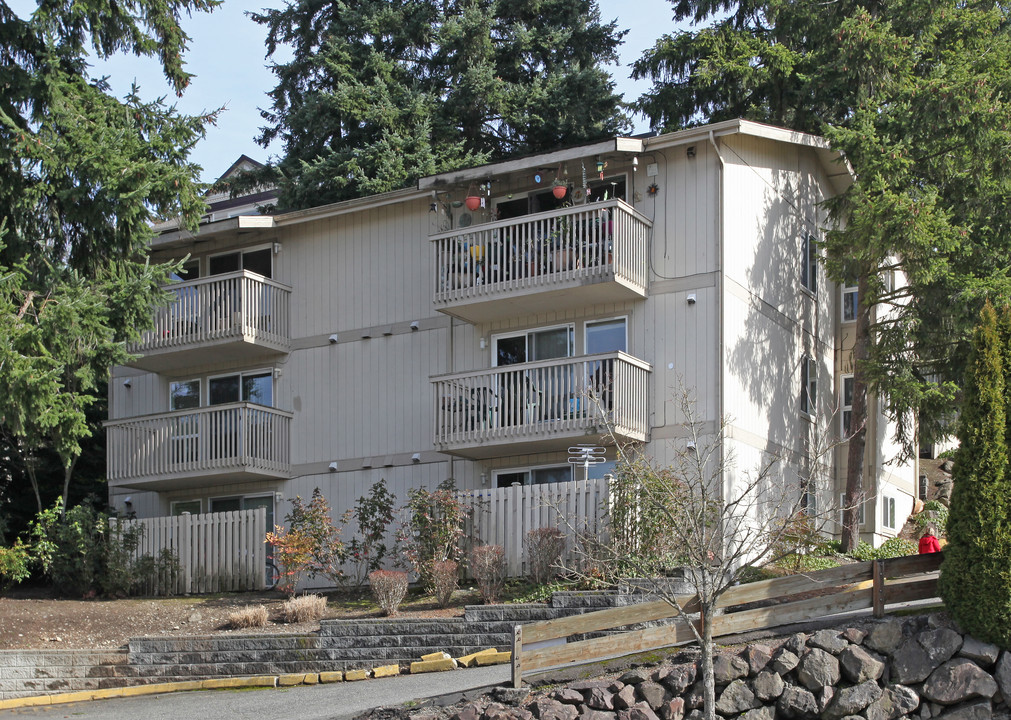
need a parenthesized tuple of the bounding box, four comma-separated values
(465, 195, 481, 211)
(552, 184, 567, 200)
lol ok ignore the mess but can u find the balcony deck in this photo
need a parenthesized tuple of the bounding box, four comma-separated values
(126, 270, 292, 373)
(431, 351, 651, 459)
(431, 199, 651, 324)
(106, 403, 292, 491)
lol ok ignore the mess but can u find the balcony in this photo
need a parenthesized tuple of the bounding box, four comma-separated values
(106, 403, 292, 491)
(432, 351, 651, 459)
(432, 199, 651, 324)
(126, 270, 291, 373)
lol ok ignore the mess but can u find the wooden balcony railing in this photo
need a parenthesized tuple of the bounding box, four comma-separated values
(432, 351, 651, 450)
(431, 199, 651, 309)
(129, 270, 291, 354)
(106, 403, 292, 486)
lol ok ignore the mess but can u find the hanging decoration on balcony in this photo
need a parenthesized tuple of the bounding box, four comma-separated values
(552, 163, 568, 199)
(465, 182, 482, 211)
(647, 182, 660, 197)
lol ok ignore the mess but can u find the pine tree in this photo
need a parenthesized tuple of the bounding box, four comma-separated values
(251, 0, 630, 210)
(939, 302, 1011, 648)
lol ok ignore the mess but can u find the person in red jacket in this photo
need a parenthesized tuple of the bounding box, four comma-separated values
(919, 525, 941, 554)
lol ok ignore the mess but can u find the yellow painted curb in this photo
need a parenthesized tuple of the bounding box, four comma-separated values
(372, 664, 400, 678)
(420, 651, 451, 661)
(410, 657, 458, 674)
(319, 671, 344, 683)
(201, 676, 274, 690)
(0, 676, 277, 710)
(474, 651, 511, 666)
(0, 694, 54, 709)
(303, 673, 319, 685)
(278, 674, 305, 687)
(345, 669, 369, 681)
(457, 648, 498, 668)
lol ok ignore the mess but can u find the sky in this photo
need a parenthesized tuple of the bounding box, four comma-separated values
(17, 0, 680, 182)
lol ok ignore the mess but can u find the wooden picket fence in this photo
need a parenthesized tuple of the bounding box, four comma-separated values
(457, 477, 610, 577)
(114, 508, 267, 595)
(511, 552, 944, 687)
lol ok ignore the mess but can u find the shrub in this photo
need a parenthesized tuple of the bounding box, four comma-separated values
(229, 605, 269, 628)
(913, 500, 949, 538)
(0, 540, 31, 588)
(396, 480, 467, 593)
(850, 541, 878, 562)
(344, 479, 397, 587)
(431, 560, 458, 608)
(876, 537, 917, 559)
(283, 593, 328, 623)
(470, 544, 506, 603)
(266, 489, 348, 594)
(526, 528, 565, 585)
(369, 569, 408, 616)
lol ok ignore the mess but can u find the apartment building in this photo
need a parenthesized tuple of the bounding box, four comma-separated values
(106, 118, 917, 550)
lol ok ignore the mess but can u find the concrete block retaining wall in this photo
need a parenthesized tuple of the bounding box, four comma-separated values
(1, 590, 640, 700)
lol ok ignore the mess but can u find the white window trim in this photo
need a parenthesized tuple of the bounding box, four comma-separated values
(169, 377, 202, 411)
(838, 492, 866, 527)
(206, 367, 274, 407)
(842, 282, 859, 323)
(492, 463, 574, 487)
(491, 323, 575, 367)
(801, 233, 819, 296)
(171, 499, 202, 516)
(584, 315, 628, 355)
(841, 374, 854, 436)
(882, 494, 897, 531)
(801, 355, 818, 417)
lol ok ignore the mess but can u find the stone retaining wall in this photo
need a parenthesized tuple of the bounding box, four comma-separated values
(0, 590, 637, 700)
(436, 614, 1011, 720)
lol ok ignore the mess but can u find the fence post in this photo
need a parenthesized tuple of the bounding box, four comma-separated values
(180, 512, 192, 595)
(872, 560, 884, 618)
(511, 624, 523, 688)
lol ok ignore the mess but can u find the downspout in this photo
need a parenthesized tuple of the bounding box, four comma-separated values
(448, 316, 455, 483)
(708, 130, 726, 501)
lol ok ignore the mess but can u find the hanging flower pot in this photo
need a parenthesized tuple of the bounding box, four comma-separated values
(465, 195, 482, 211)
(552, 184, 568, 200)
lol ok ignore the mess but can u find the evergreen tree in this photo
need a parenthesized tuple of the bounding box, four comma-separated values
(0, 0, 216, 525)
(631, 0, 1011, 550)
(250, 0, 630, 210)
(939, 303, 1011, 648)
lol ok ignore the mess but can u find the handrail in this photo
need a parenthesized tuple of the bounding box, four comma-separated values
(510, 552, 944, 687)
(162, 269, 293, 293)
(430, 350, 652, 382)
(105, 401, 294, 427)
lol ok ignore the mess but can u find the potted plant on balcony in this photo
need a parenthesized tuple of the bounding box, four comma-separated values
(465, 182, 482, 211)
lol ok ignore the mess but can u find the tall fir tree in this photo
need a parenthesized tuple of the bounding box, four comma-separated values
(938, 303, 1011, 648)
(0, 0, 216, 528)
(631, 0, 1011, 550)
(250, 0, 630, 210)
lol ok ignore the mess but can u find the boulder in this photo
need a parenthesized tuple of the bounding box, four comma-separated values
(785, 633, 808, 655)
(772, 649, 801, 675)
(581, 711, 617, 720)
(492, 687, 532, 706)
(742, 645, 773, 675)
(684, 683, 704, 711)
(715, 680, 758, 716)
(552, 689, 585, 706)
(865, 684, 920, 720)
(842, 628, 868, 645)
(613, 685, 637, 711)
(935, 701, 993, 720)
(620, 669, 651, 686)
(636, 682, 667, 711)
(738, 707, 775, 720)
(777, 684, 819, 719)
(839, 644, 886, 683)
(616, 705, 660, 720)
(919, 628, 964, 666)
(530, 699, 579, 720)
(822, 681, 883, 720)
(922, 659, 998, 705)
(713, 654, 750, 684)
(994, 651, 1011, 700)
(893, 638, 937, 684)
(818, 686, 836, 713)
(586, 687, 616, 711)
(452, 704, 482, 720)
(865, 621, 905, 655)
(810, 630, 850, 655)
(658, 698, 685, 720)
(751, 670, 785, 702)
(958, 638, 1000, 668)
(796, 648, 841, 690)
(656, 664, 697, 696)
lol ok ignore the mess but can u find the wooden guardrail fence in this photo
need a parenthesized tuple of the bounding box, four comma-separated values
(511, 552, 943, 687)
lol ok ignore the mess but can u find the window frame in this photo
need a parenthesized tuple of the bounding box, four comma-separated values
(838, 492, 866, 528)
(882, 495, 897, 531)
(491, 323, 575, 367)
(800, 355, 818, 417)
(206, 368, 274, 407)
(801, 233, 819, 295)
(207, 243, 274, 279)
(493, 464, 574, 488)
(171, 499, 202, 516)
(169, 378, 201, 411)
(841, 374, 854, 436)
(584, 316, 628, 355)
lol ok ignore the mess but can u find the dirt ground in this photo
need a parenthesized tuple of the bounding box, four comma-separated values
(0, 587, 478, 651)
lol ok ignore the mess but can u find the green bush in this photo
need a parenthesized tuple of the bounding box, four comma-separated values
(0, 540, 32, 588)
(850, 541, 877, 562)
(912, 500, 949, 538)
(876, 537, 917, 559)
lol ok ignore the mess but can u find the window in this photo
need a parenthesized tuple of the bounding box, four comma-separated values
(882, 495, 897, 530)
(585, 318, 627, 354)
(493, 325, 573, 367)
(171, 500, 201, 516)
(169, 379, 200, 410)
(841, 375, 854, 435)
(208, 370, 273, 406)
(842, 279, 858, 322)
(801, 356, 818, 415)
(209, 247, 272, 278)
(801, 480, 817, 517)
(838, 493, 866, 527)
(169, 380, 201, 464)
(495, 466, 572, 488)
(919, 474, 929, 500)
(801, 233, 818, 294)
